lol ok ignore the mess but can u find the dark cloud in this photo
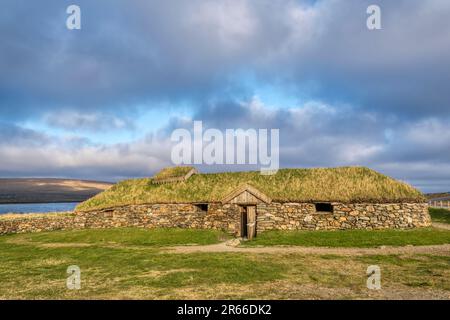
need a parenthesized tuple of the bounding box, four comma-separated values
(2, 0, 446, 120)
(1, 0, 289, 118)
(0, 123, 51, 146)
(0, 0, 449, 191)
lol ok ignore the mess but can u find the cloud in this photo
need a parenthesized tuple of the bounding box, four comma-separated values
(0, 126, 173, 180)
(45, 110, 135, 132)
(1, 0, 450, 191)
(162, 97, 450, 191)
(0, 123, 51, 146)
(1, 97, 450, 191)
(2, 0, 448, 119)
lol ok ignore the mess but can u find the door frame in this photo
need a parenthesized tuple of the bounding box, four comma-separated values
(239, 205, 257, 239)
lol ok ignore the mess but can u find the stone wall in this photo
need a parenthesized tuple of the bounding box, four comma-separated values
(256, 202, 431, 232)
(75, 203, 243, 234)
(0, 213, 79, 235)
(0, 202, 430, 236)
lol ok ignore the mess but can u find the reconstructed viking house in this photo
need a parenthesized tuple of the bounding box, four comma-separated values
(76, 167, 431, 238)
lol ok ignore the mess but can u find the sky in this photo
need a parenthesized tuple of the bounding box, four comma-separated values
(0, 0, 450, 192)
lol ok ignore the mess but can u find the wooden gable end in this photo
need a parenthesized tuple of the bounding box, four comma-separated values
(221, 184, 272, 205)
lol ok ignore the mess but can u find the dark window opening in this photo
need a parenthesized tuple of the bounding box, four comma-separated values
(196, 204, 208, 212)
(315, 203, 333, 213)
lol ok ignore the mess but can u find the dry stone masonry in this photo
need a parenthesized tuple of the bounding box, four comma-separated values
(0, 202, 431, 235)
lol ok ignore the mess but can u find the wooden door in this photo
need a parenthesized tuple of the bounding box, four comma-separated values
(247, 206, 256, 240)
(240, 207, 248, 238)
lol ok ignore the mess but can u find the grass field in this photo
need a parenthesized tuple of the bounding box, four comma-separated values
(244, 228, 450, 247)
(17, 228, 228, 247)
(429, 208, 450, 224)
(243, 208, 450, 247)
(0, 227, 449, 299)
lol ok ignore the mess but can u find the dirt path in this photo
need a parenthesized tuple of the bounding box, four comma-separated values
(433, 222, 450, 230)
(167, 242, 450, 256)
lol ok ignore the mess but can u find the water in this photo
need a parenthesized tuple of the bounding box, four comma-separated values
(0, 202, 79, 214)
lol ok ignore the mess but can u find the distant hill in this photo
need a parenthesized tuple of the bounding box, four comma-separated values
(426, 192, 450, 201)
(0, 179, 114, 204)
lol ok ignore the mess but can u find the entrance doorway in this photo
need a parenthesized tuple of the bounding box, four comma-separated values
(240, 206, 256, 239)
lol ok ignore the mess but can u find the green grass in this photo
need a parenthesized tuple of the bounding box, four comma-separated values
(77, 167, 425, 211)
(153, 166, 195, 182)
(0, 228, 448, 299)
(429, 208, 450, 224)
(243, 228, 450, 248)
(0, 229, 284, 299)
(355, 254, 450, 290)
(8, 228, 227, 247)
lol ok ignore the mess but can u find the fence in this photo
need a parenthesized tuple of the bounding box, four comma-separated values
(428, 200, 450, 209)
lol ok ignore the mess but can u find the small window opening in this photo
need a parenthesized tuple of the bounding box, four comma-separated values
(196, 204, 208, 212)
(315, 203, 333, 213)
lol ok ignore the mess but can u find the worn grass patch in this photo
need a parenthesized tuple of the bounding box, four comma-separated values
(243, 228, 450, 248)
(77, 167, 425, 211)
(430, 208, 450, 224)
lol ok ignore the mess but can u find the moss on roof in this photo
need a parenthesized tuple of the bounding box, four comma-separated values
(76, 167, 425, 212)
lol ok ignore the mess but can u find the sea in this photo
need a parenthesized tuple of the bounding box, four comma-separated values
(0, 202, 79, 214)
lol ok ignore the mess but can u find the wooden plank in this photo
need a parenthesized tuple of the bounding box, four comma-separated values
(247, 206, 256, 240)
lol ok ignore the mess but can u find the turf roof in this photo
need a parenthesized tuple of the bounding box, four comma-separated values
(152, 166, 197, 184)
(76, 167, 425, 212)
(152, 166, 196, 182)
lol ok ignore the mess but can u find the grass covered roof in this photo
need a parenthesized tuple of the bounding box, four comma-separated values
(76, 167, 425, 212)
(152, 166, 197, 184)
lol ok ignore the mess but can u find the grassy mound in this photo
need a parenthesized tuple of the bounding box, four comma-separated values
(77, 167, 425, 211)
